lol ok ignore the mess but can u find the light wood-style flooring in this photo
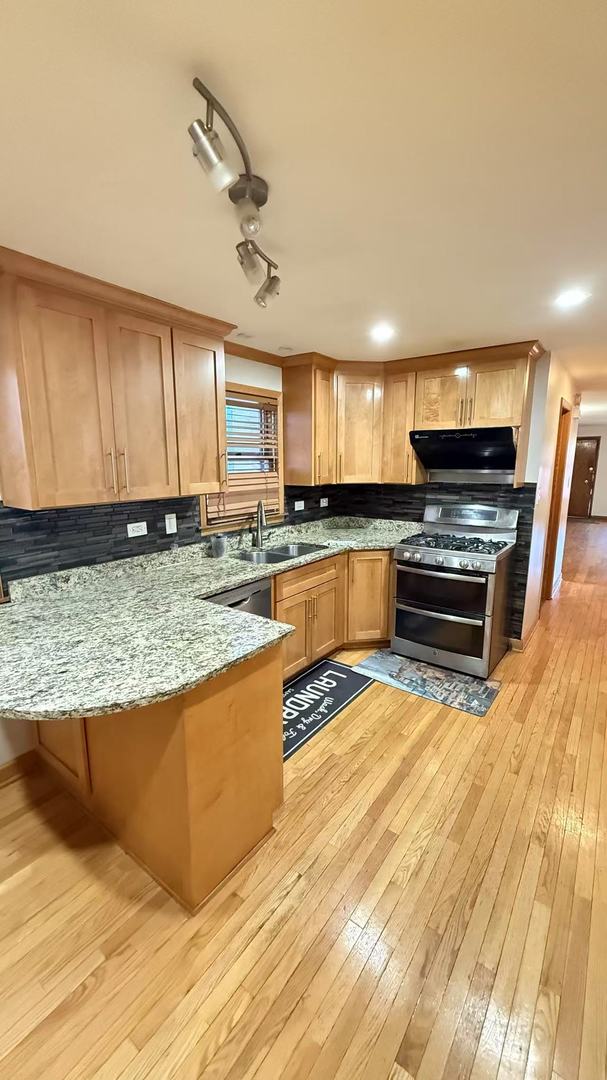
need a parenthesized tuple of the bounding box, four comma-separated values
(0, 519, 606, 1079)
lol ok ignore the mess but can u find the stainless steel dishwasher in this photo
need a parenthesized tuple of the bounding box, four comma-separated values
(205, 578, 272, 618)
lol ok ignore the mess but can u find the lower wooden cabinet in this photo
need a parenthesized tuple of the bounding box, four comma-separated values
(346, 550, 392, 642)
(275, 556, 346, 678)
(35, 717, 90, 794)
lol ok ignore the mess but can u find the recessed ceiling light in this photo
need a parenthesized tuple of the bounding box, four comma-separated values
(554, 287, 591, 310)
(370, 322, 396, 344)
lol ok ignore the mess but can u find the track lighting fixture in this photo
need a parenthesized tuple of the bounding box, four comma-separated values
(189, 77, 281, 305)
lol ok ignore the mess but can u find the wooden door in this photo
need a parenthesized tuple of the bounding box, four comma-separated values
(335, 373, 383, 483)
(466, 357, 527, 427)
(313, 367, 334, 484)
(382, 371, 424, 483)
(172, 328, 226, 495)
(108, 312, 179, 500)
(346, 550, 391, 641)
(414, 367, 466, 429)
(310, 578, 345, 661)
(17, 281, 117, 507)
(569, 437, 600, 518)
(35, 718, 90, 794)
(275, 593, 310, 678)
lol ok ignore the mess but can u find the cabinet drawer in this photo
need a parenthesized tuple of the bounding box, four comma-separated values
(275, 554, 344, 602)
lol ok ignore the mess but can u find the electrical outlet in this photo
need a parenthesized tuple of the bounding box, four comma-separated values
(164, 513, 177, 534)
(127, 521, 147, 538)
(294, 500, 305, 511)
(320, 497, 329, 507)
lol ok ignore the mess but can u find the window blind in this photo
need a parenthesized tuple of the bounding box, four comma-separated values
(205, 388, 282, 526)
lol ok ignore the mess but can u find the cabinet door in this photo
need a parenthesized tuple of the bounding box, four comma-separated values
(347, 550, 391, 642)
(310, 578, 345, 661)
(414, 367, 466, 429)
(172, 328, 227, 495)
(336, 374, 383, 483)
(17, 282, 117, 507)
(275, 593, 311, 679)
(313, 367, 334, 484)
(466, 358, 527, 427)
(108, 312, 179, 500)
(382, 371, 424, 483)
(35, 718, 90, 794)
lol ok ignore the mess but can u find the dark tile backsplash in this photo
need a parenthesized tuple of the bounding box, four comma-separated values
(0, 481, 536, 640)
(286, 482, 536, 640)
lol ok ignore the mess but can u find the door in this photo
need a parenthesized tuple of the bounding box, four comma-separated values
(414, 367, 467, 429)
(108, 312, 179, 501)
(569, 437, 600, 518)
(382, 371, 423, 483)
(17, 281, 117, 507)
(313, 367, 334, 484)
(276, 593, 310, 678)
(542, 400, 573, 601)
(310, 578, 345, 660)
(336, 374, 383, 482)
(395, 563, 490, 616)
(172, 328, 226, 495)
(347, 550, 391, 641)
(466, 357, 527, 427)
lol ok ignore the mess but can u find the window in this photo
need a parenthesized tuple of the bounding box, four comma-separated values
(202, 383, 284, 529)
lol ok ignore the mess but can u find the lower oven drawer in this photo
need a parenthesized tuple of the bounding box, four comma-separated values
(394, 603, 486, 659)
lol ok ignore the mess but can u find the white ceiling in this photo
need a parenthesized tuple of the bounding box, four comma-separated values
(1, 0, 607, 385)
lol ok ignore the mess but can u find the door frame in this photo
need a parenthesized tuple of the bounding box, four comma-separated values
(541, 398, 573, 602)
(569, 435, 601, 519)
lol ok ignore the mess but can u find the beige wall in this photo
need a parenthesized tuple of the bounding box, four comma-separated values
(225, 354, 282, 391)
(522, 352, 579, 640)
(577, 425, 607, 516)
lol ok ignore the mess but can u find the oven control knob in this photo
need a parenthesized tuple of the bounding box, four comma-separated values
(472, 560, 482, 570)
(434, 556, 444, 566)
(412, 552, 422, 563)
(459, 559, 470, 569)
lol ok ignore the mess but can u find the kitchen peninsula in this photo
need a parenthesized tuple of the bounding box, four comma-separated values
(0, 517, 416, 911)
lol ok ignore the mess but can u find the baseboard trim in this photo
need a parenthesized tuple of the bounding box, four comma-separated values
(509, 619, 539, 653)
(0, 749, 39, 788)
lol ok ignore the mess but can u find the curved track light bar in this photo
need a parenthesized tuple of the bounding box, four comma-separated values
(193, 77, 253, 180)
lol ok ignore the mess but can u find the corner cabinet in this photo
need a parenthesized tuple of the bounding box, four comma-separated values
(335, 373, 383, 483)
(275, 555, 345, 678)
(0, 261, 232, 509)
(346, 550, 392, 642)
(282, 358, 335, 486)
(382, 371, 425, 484)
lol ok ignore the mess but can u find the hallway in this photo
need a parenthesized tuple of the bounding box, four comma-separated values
(0, 523, 606, 1079)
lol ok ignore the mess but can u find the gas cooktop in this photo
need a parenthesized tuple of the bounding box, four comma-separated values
(403, 532, 509, 556)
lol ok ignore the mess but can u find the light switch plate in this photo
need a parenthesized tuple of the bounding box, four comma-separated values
(165, 513, 177, 534)
(127, 521, 148, 538)
(294, 500, 305, 511)
(320, 497, 329, 507)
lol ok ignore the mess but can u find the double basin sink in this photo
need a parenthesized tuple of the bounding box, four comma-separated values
(231, 542, 327, 565)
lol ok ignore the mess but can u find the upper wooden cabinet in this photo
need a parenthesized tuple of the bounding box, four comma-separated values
(335, 373, 383, 483)
(314, 367, 334, 485)
(283, 359, 335, 486)
(172, 328, 226, 496)
(108, 312, 179, 501)
(382, 371, 424, 484)
(0, 250, 232, 510)
(414, 366, 466, 429)
(414, 354, 530, 432)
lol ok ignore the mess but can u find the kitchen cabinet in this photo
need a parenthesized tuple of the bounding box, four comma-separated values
(275, 555, 345, 677)
(382, 371, 425, 484)
(414, 356, 529, 431)
(346, 550, 392, 642)
(335, 373, 383, 483)
(172, 328, 227, 495)
(414, 365, 467, 430)
(108, 311, 179, 501)
(0, 250, 232, 510)
(282, 359, 335, 485)
(35, 717, 90, 795)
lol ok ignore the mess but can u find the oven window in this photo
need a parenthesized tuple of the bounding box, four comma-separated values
(396, 566, 488, 616)
(394, 605, 486, 658)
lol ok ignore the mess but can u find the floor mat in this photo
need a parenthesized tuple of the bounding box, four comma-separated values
(352, 649, 500, 717)
(283, 659, 373, 760)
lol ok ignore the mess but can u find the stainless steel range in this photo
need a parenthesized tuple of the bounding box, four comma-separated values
(391, 504, 518, 678)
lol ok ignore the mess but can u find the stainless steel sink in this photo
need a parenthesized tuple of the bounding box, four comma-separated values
(231, 550, 292, 564)
(269, 543, 328, 557)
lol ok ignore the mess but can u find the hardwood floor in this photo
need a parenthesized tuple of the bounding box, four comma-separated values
(1, 524, 606, 1078)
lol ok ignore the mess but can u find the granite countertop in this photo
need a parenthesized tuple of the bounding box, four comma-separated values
(0, 517, 419, 722)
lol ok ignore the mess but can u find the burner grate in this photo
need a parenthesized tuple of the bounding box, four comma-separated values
(401, 533, 508, 555)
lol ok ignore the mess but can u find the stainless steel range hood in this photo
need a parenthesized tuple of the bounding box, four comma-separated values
(410, 426, 518, 484)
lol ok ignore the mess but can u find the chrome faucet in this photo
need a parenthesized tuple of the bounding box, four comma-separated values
(251, 499, 267, 549)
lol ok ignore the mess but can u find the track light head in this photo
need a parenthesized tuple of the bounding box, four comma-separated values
(188, 120, 238, 192)
(236, 196, 262, 238)
(254, 272, 281, 308)
(236, 241, 264, 285)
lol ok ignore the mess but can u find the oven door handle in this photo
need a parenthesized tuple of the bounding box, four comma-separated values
(395, 602, 484, 627)
(395, 564, 485, 584)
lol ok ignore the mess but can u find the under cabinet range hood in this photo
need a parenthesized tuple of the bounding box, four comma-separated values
(410, 426, 518, 484)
